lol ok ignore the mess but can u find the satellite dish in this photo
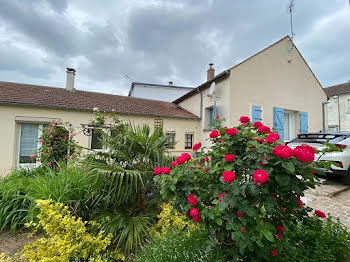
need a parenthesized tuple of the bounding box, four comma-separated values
(209, 82, 216, 96)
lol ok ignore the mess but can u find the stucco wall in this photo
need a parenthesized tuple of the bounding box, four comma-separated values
(179, 37, 328, 147)
(0, 105, 199, 176)
(327, 92, 350, 131)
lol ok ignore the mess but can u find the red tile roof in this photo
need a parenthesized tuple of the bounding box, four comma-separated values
(0, 81, 199, 119)
(324, 82, 350, 97)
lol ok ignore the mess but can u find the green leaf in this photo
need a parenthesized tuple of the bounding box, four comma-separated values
(246, 208, 257, 218)
(212, 199, 219, 205)
(256, 239, 264, 247)
(276, 174, 290, 186)
(263, 230, 274, 242)
(170, 185, 176, 191)
(282, 161, 295, 174)
(215, 217, 223, 226)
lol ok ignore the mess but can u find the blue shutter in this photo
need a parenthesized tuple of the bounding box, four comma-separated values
(300, 112, 308, 134)
(252, 105, 262, 123)
(212, 101, 217, 121)
(273, 107, 284, 141)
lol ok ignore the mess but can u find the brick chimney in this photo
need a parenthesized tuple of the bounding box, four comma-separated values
(66, 68, 76, 92)
(169, 81, 173, 86)
(207, 63, 215, 80)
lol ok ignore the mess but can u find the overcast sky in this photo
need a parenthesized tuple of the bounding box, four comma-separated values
(0, 0, 349, 95)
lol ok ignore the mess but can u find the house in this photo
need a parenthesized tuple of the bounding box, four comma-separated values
(0, 70, 199, 175)
(174, 36, 328, 146)
(324, 81, 350, 131)
(128, 82, 194, 102)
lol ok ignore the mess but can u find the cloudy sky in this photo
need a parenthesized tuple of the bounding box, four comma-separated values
(0, 0, 349, 95)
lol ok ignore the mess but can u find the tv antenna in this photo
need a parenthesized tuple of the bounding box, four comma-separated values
(289, 0, 295, 41)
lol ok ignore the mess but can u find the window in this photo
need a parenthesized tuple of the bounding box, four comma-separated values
(207, 107, 214, 129)
(165, 132, 175, 149)
(185, 133, 193, 149)
(154, 119, 163, 129)
(283, 112, 295, 142)
(91, 129, 103, 150)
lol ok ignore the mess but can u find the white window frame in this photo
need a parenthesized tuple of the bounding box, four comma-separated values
(283, 111, 295, 143)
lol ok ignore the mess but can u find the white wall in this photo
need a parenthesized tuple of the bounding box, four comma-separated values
(327, 93, 350, 131)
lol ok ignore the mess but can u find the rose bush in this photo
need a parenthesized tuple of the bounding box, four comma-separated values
(154, 117, 333, 261)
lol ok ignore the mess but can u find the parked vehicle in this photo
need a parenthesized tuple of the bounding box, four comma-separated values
(288, 132, 350, 185)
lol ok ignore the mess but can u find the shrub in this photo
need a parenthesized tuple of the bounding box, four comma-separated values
(154, 117, 340, 261)
(21, 199, 125, 262)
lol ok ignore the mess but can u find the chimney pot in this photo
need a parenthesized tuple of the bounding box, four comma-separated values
(169, 81, 173, 86)
(66, 68, 76, 92)
(207, 63, 215, 81)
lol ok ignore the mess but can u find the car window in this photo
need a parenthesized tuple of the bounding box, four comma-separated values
(290, 134, 349, 144)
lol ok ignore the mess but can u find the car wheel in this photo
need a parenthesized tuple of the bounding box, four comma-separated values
(341, 168, 350, 186)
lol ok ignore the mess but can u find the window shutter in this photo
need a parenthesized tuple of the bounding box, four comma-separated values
(300, 112, 308, 134)
(252, 105, 262, 123)
(273, 107, 284, 141)
(212, 101, 217, 122)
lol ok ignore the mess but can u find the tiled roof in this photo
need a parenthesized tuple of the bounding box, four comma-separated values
(324, 82, 350, 97)
(0, 81, 199, 119)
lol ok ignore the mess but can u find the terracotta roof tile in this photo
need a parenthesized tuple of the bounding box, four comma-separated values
(324, 82, 350, 97)
(0, 81, 199, 119)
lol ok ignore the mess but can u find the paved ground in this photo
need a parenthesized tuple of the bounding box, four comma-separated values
(304, 179, 350, 228)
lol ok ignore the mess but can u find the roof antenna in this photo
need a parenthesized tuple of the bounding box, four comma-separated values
(288, 0, 295, 51)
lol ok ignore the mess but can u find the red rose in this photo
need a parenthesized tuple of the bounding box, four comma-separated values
(239, 116, 250, 123)
(176, 156, 185, 165)
(182, 153, 191, 161)
(171, 161, 177, 167)
(295, 196, 304, 208)
(276, 234, 282, 239)
(224, 154, 235, 162)
(255, 138, 264, 143)
(49, 135, 53, 139)
(30, 154, 36, 159)
(271, 250, 278, 256)
(265, 132, 280, 144)
(218, 193, 225, 202)
(216, 115, 219, 119)
(253, 121, 263, 128)
(272, 145, 294, 159)
(276, 224, 285, 232)
(190, 208, 200, 217)
(154, 167, 163, 175)
(192, 215, 201, 223)
(162, 167, 171, 174)
(218, 140, 223, 143)
(39, 139, 44, 143)
(226, 128, 238, 136)
(187, 193, 198, 207)
(315, 209, 326, 218)
(47, 162, 52, 166)
(294, 145, 315, 163)
(209, 130, 220, 139)
(236, 211, 243, 218)
(253, 170, 269, 186)
(204, 168, 209, 173)
(258, 125, 271, 133)
(205, 156, 209, 162)
(241, 227, 246, 232)
(222, 171, 236, 183)
(193, 142, 202, 151)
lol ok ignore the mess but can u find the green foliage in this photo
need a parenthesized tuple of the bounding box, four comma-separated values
(154, 117, 340, 261)
(136, 229, 226, 262)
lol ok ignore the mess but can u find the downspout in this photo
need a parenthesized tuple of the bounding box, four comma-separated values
(322, 102, 326, 131)
(197, 87, 203, 120)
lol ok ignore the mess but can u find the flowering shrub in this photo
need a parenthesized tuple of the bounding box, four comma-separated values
(154, 117, 332, 260)
(21, 199, 125, 262)
(35, 121, 78, 168)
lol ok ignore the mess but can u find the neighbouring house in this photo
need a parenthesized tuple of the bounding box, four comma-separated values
(174, 35, 328, 147)
(0, 70, 199, 176)
(128, 82, 194, 102)
(324, 81, 350, 131)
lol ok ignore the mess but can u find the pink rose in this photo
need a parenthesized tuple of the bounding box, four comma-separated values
(272, 145, 294, 159)
(218, 193, 225, 202)
(222, 171, 236, 183)
(239, 116, 250, 123)
(241, 227, 246, 232)
(209, 130, 220, 139)
(226, 128, 238, 136)
(47, 162, 52, 166)
(49, 135, 53, 139)
(224, 154, 235, 162)
(187, 193, 198, 207)
(253, 170, 269, 186)
(39, 139, 44, 143)
(30, 154, 35, 159)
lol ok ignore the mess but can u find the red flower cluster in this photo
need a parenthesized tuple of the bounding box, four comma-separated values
(294, 145, 315, 163)
(236, 211, 243, 218)
(218, 193, 225, 202)
(258, 125, 271, 134)
(190, 208, 201, 223)
(276, 224, 285, 232)
(295, 196, 304, 208)
(176, 153, 191, 165)
(224, 154, 235, 162)
(265, 132, 280, 144)
(255, 138, 264, 143)
(241, 227, 246, 232)
(272, 145, 294, 159)
(193, 142, 202, 151)
(226, 128, 238, 136)
(171, 161, 177, 167)
(253, 170, 269, 186)
(239, 116, 250, 123)
(276, 233, 282, 239)
(209, 130, 220, 139)
(253, 121, 263, 128)
(222, 171, 236, 183)
(315, 209, 326, 218)
(154, 167, 171, 175)
(271, 250, 278, 256)
(187, 193, 198, 207)
(205, 156, 209, 162)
